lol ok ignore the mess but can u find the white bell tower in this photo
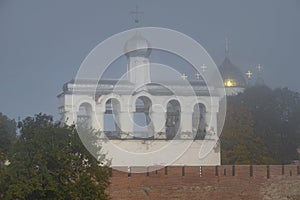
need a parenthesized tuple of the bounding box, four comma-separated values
(124, 32, 151, 86)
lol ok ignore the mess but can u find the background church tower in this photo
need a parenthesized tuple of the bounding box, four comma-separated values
(255, 64, 265, 86)
(219, 38, 247, 95)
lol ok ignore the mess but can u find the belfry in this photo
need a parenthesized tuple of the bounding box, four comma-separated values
(57, 30, 222, 168)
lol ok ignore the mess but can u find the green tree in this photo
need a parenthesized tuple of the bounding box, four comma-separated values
(0, 113, 16, 198)
(221, 102, 274, 165)
(0, 113, 16, 161)
(0, 113, 110, 200)
(223, 86, 300, 164)
(238, 86, 300, 163)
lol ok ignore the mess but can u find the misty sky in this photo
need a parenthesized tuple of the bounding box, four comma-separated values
(0, 0, 299, 120)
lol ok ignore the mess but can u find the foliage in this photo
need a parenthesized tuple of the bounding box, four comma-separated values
(221, 102, 274, 164)
(0, 113, 16, 160)
(221, 86, 300, 164)
(0, 113, 111, 200)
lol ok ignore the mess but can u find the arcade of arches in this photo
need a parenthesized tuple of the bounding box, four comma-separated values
(74, 95, 217, 140)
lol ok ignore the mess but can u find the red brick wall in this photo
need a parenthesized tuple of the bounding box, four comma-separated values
(108, 165, 300, 200)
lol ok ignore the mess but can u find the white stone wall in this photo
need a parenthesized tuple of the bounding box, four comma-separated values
(58, 91, 219, 137)
(58, 88, 221, 166)
(101, 140, 220, 167)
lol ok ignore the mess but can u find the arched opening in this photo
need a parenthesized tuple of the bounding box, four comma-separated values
(77, 102, 93, 128)
(193, 103, 206, 140)
(104, 98, 121, 138)
(133, 96, 153, 138)
(165, 100, 181, 139)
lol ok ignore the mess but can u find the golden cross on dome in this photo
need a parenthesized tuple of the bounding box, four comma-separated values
(195, 72, 201, 80)
(130, 5, 144, 24)
(181, 73, 188, 80)
(257, 64, 263, 73)
(200, 64, 207, 72)
(245, 70, 253, 79)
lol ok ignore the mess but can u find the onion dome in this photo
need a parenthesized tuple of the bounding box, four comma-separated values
(124, 32, 151, 57)
(219, 56, 246, 88)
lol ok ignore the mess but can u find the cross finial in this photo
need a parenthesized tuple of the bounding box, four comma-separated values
(245, 70, 253, 79)
(130, 5, 144, 24)
(257, 64, 263, 73)
(200, 64, 207, 72)
(181, 73, 188, 80)
(195, 72, 201, 80)
(225, 37, 229, 57)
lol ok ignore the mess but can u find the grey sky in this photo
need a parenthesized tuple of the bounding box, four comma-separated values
(0, 0, 299, 120)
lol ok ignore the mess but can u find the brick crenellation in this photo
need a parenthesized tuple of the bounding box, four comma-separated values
(108, 165, 300, 200)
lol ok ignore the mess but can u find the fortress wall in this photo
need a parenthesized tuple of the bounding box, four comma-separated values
(108, 165, 300, 200)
